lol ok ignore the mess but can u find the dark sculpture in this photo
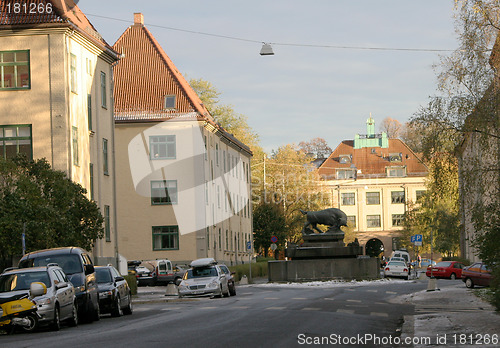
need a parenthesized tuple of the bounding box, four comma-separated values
(300, 208, 347, 236)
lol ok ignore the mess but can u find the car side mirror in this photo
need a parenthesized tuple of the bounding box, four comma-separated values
(84, 264, 95, 275)
(30, 282, 47, 297)
(115, 276, 125, 282)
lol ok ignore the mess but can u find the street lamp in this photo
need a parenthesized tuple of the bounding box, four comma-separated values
(260, 43, 274, 56)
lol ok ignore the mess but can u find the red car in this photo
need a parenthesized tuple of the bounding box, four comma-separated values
(425, 261, 465, 280)
(461, 262, 492, 288)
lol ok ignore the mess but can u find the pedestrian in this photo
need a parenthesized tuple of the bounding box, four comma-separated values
(417, 254, 421, 268)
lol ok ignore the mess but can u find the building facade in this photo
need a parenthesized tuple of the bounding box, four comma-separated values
(0, 1, 120, 266)
(113, 14, 252, 266)
(318, 116, 428, 257)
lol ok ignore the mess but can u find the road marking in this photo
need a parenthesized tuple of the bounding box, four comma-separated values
(366, 290, 378, 293)
(302, 307, 321, 311)
(324, 298, 335, 301)
(162, 307, 181, 311)
(386, 291, 397, 294)
(265, 306, 287, 310)
(264, 297, 280, 300)
(201, 307, 217, 310)
(337, 309, 355, 314)
(231, 306, 249, 309)
(346, 299, 361, 303)
(370, 312, 388, 317)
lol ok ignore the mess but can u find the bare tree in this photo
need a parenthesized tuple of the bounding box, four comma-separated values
(298, 137, 332, 158)
(379, 117, 403, 139)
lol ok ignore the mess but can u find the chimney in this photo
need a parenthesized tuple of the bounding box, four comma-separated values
(134, 13, 144, 25)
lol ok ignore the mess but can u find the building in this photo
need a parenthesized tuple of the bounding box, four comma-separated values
(0, 1, 120, 266)
(113, 14, 252, 266)
(318, 116, 428, 257)
(458, 35, 500, 263)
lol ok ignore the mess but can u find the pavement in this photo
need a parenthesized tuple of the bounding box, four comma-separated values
(133, 275, 500, 347)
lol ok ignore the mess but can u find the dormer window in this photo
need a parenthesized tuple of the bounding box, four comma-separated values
(387, 166, 406, 177)
(389, 153, 402, 162)
(164, 95, 176, 109)
(336, 169, 356, 180)
(339, 155, 351, 164)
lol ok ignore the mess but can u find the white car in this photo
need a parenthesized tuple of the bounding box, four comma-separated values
(384, 260, 409, 280)
(178, 258, 229, 298)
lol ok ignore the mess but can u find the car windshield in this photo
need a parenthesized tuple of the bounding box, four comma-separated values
(436, 261, 452, 267)
(0, 271, 50, 292)
(96, 268, 113, 284)
(185, 267, 217, 279)
(28, 254, 83, 275)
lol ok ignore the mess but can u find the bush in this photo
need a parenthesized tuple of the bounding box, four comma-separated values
(229, 262, 268, 282)
(124, 274, 138, 295)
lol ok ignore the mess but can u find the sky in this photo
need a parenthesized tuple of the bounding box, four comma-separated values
(78, 0, 459, 153)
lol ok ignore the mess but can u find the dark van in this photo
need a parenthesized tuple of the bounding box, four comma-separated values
(19, 247, 100, 322)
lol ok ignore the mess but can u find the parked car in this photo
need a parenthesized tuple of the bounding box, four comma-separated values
(218, 264, 236, 296)
(178, 258, 229, 298)
(425, 261, 465, 280)
(461, 262, 492, 288)
(127, 260, 141, 276)
(95, 266, 132, 317)
(389, 257, 407, 265)
(420, 259, 436, 268)
(19, 247, 100, 323)
(390, 250, 410, 265)
(0, 264, 78, 331)
(135, 265, 155, 286)
(384, 260, 409, 280)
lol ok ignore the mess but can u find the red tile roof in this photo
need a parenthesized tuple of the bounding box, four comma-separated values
(0, 0, 117, 55)
(112, 14, 251, 155)
(318, 139, 428, 180)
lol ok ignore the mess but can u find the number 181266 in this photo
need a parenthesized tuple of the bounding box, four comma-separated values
(5, 2, 53, 14)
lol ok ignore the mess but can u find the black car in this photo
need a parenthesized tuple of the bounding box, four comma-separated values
(19, 247, 100, 323)
(95, 266, 132, 317)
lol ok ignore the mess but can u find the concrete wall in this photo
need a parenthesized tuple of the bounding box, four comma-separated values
(268, 258, 380, 282)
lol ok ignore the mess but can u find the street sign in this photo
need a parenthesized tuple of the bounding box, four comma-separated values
(412, 234, 423, 246)
(270, 243, 277, 251)
(271, 236, 278, 243)
(246, 241, 252, 250)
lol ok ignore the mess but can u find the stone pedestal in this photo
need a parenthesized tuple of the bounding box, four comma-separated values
(285, 234, 363, 259)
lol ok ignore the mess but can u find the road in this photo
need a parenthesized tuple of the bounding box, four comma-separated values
(1, 277, 460, 348)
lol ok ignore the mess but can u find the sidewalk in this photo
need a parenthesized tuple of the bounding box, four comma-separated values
(397, 278, 500, 347)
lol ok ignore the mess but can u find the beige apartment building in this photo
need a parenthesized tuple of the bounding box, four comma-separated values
(0, 2, 120, 266)
(113, 14, 252, 266)
(318, 116, 428, 257)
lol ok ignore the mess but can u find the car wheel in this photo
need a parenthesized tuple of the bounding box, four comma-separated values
(123, 293, 133, 315)
(51, 305, 61, 331)
(111, 295, 123, 317)
(21, 313, 38, 332)
(450, 273, 456, 280)
(67, 302, 78, 327)
(465, 278, 475, 288)
(229, 283, 236, 296)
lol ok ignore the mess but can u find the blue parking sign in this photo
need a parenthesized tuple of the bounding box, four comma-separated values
(246, 241, 252, 250)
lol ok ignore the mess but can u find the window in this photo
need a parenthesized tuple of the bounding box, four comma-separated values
(336, 169, 356, 180)
(389, 153, 402, 162)
(86, 57, 93, 75)
(341, 192, 355, 205)
(339, 155, 351, 164)
(100, 72, 107, 108)
(367, 215, 381, 228)
(87, 94, 92, 131)
(346, 215, 356, 228)
(150, 135, 175, 159)
(151, 180, 178, 205)
(0, 125, 32, 159)
(387, 166, 406, 177)
(164, 95, 176, 109)
(366, 192, 380, 205)
(225, 230, 229, 250)
(70, 54, 77, 93)
(152, 226, 179, 250)
(216, 143, 219, 166)
(104, 205, 110, 242)
(416, 190, 425, 202)
(392, 214, 404, 226)
(103, 138, 108, 175)
(72, 127, 79, 166)
(89, 163, 94, 201)
(0, 50, 30, 89)
(391, 191, 405, 204)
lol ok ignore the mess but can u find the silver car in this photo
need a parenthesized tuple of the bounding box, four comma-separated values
(0, 264, 78, 330)
(178, 258, 229, 298)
